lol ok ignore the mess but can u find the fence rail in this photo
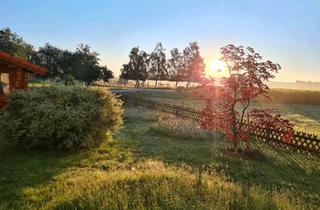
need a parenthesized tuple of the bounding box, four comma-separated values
(121, 95, 320, 157)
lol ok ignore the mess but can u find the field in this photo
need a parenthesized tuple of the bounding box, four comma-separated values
(127, 89, 320, 136)
(0, 105, 319, 209)
(0, 88, 320, 209)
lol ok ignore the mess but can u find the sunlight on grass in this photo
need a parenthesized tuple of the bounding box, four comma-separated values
(0, 106, 319, 209)
(128, 89, 320, 136)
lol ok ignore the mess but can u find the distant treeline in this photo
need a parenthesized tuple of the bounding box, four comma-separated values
(0, 27, 113, 84)
(0, 27, 207, 87)
(120, 42, 206, 87)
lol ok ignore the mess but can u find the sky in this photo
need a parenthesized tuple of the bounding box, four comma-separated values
(1, 0, 319, 82)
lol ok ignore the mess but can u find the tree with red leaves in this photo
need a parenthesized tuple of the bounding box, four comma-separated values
(200, 44, 294, 154)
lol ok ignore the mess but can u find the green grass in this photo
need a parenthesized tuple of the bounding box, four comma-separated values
(126, 89, 320, 136)
(28, 82, 51, 88)
(1, 107, 319, 209)
(122, 108, 320, 204)
(260, 89, 320, 105)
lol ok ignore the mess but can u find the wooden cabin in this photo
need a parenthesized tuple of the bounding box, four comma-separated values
(0, 51, 48, 108)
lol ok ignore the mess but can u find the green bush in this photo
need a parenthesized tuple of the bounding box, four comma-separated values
(0, 85, 123, 149)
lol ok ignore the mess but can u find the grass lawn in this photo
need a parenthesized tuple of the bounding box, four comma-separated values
(0, 106, 319, 209)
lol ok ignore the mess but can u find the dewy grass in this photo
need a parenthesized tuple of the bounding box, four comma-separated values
(129, 89, 320, 136)
(0, 106, 319, 209)
(1, 159, 308, 210)
(122, 107, 320, 208)
(150, 112, 222, 141)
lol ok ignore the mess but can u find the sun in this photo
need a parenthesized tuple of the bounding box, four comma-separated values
(206, 60, 226, 77)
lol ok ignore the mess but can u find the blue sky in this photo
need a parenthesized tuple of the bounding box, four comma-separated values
(1, 0, 319, 81)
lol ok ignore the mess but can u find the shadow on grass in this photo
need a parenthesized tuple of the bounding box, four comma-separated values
(120, 114, 320, 206)
(0, 140, 131, 208)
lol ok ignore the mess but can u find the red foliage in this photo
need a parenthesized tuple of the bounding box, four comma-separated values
(249, 109, 294, 144)
(199, 45, 294, 153)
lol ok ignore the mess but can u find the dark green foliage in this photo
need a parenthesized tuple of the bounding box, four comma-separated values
(120, 42, 205, 87)
(32, 43, 113, 84)
(0, 85, 123, 149)
(99, 66, 114, 82)
(120, 47, 149, 87)
(148, 42, 167, 86)
(64, 44, 101, 84)
(183, 42, 206, 87)
(30, 43, 69, 78)
(168, 48, 185, 87)
(0, 27, 114, 84)
(0, 27, 34, 59)
(61, 74, 77, 86)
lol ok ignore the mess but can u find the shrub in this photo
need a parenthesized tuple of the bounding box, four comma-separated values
(0, 85, 123, 149)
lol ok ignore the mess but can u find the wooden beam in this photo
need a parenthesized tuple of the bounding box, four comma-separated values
(7, 64, 17, 68)
(0, 63, 17, 73)
(16, 68, 28, 90)
(21, 71, 28, 89)
(0, 69, 11, 73)
(0, 63, 15, 68)
(17, 68, 22, 89)
(9, 71, 17, 92)
(0, 51, 48, 75)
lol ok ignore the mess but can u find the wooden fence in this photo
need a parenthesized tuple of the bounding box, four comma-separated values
(121, 95, 320, 157)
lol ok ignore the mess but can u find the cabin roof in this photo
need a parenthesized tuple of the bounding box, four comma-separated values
(0, 51, 48, 75)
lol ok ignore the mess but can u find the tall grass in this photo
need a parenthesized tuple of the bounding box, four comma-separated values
(7, 160, 306, 210)
(150, 113, 221, 141)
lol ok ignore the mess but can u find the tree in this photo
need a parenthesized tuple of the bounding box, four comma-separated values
(120, 47, 149, 87)
(148, 42, 168, 87)
(0, 27, 33, 59)
(31, 43, 67, 79)
(33, 43, 108, 84)
(183, 42, 205, 87)
(66, 44, 102, 85)
(99, 66, 114, 82)
(0, 28, 114, 85)
(199, 45, 293, 154)
(167, 48, 185, 87)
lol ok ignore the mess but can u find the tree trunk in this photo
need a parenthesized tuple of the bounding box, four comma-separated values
(186, 81, 190, 88)
(232, 130, 238, 154)
(135, 80, 139, 87)
(155, 79, 158, 87)
(230, 109, 239, 154)
(175, 81, 178, 88)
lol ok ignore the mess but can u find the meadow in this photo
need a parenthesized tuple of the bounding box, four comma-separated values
(0, 105, 320, 209)
(128, 88, 320, 136)
(0, 87, 320, 209)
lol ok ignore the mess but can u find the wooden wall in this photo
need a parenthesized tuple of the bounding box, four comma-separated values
(0, 68, 28, 108)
